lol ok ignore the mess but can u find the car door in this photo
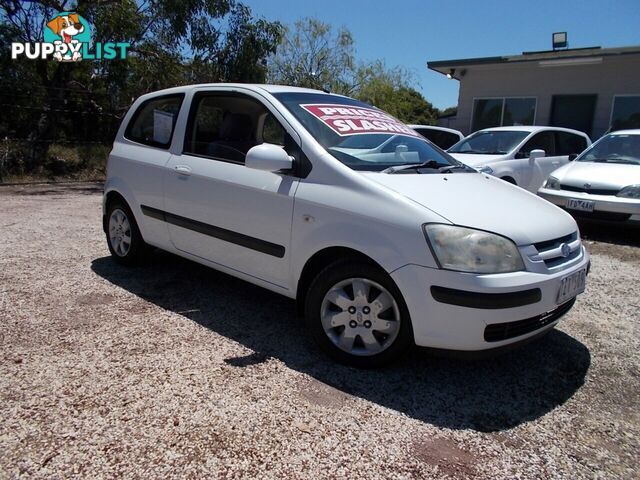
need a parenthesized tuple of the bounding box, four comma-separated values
(162, 88, 301, 289)
(516, 131, 563, 192)
(117, 93, 185, 248)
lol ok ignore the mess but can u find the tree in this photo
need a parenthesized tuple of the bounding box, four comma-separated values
(0, 0, 282, 171)
(267, 17, 356, 94)
(268, 20, 438, 125)
(354, 61, 438, 125)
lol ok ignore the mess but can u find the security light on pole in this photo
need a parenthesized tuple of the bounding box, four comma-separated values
(553, 32, 568, 50)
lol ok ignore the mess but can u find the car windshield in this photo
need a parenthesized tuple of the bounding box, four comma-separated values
(448, 130, 530, 154)
(272, 92, 465, 172)
(577, 133, 640, 165)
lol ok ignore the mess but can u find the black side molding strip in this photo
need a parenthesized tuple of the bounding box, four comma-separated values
(140, 205, 285, 258)
(430, 286, 541, 309)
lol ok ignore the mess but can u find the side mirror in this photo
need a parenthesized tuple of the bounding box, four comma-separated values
(246, 143, 294, 172)
(529, 149, 545, 160)
(568, 153, 578, 161)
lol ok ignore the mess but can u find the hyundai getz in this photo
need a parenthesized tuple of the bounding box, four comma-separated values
(103, 84, 589, 367)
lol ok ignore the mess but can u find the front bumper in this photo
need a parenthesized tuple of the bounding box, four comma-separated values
(538, 188, 640, 218)
(391, 248, 590, 351)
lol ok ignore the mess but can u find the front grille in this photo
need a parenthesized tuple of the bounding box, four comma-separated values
(533, 232, 577, 252)
(560, 184, 620, 196)
(532, 232, 581, 269)
(484, 298, 576, 342)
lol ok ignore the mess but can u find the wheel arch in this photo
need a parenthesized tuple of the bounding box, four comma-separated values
(102, 186, 141, 236)
(295, 246, 387, 317)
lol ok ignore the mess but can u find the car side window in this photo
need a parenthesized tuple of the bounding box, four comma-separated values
(416, 129, 449, 148)
(262, 113, 286, 146)
(555, 132, 587, 156)
(184, 93, 289, 164)
(431, 131, 460, 149)
(125, 94, 184, 148)
(519, 131, 555, 157)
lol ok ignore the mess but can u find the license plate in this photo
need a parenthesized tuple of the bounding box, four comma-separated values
(567, 198, 594, 212)
(557, 268, 587, 304)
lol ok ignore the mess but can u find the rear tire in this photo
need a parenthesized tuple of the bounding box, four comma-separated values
(105, 200, 148, 266)
(304, 261, 413, 368)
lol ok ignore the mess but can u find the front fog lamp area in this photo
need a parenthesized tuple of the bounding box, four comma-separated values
(424, 224, 525, 274)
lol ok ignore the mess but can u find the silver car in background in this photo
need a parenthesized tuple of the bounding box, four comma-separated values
(538, 130, 640, 222)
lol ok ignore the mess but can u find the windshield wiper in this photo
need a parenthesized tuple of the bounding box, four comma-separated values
(451, 150, 506, 155)
(591, 157, 640, 165)
(382, 160, 444, 174)
(438, 164, 474, 173)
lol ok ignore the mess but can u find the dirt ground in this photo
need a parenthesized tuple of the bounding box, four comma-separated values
(1, 182, 638, 479)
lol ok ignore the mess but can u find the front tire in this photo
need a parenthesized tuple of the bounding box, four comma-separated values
(305, 261, 413, 367)
(106, 200, 147, 266)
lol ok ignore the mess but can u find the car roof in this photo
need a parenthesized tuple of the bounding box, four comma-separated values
(477, 125, 589, 136)
(140, 83, 341, 97)
(407, 125, 463, 136)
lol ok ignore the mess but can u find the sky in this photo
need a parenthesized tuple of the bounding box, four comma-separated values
(244, 0, 640, 109)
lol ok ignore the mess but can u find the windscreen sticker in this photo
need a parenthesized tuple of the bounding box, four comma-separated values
(301, 104, 421, 137)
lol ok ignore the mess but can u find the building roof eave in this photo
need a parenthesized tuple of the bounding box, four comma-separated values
(427, 45, 640, 77)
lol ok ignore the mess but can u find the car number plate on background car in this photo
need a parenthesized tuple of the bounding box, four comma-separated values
(557, 268, 587, 304)
(567, 198, 595, 212)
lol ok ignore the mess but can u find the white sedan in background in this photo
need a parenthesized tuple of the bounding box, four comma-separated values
(448, 126, 591, 193)
(538, 130, 640, 222)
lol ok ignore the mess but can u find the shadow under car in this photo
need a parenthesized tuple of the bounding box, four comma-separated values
(91, 251, 591, 433)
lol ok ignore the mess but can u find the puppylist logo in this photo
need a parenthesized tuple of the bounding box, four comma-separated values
(11, 12, 129, 62)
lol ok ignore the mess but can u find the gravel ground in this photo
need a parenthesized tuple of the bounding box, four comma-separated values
(0, 182, 638, 479)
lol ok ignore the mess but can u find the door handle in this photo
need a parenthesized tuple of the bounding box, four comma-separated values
(174, 165, 192, 176)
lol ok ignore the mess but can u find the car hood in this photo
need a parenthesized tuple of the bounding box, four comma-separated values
(550, 161, 640, 188)
(447, 153, 506, 167)
(360, 171, 575, 246)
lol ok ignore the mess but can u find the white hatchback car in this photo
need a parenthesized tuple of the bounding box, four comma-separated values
(539, 130, 640, 222)
(448, 126, 591, 192)
(104, 84, 590, 367)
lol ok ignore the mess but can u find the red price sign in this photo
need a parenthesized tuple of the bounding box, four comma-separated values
(301, 104, 420, 137)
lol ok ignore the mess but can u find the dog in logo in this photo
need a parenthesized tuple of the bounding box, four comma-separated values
(46, 14, 84, 62)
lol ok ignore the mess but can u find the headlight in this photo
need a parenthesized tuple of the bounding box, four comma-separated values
(544, 176, 561, 190)
(477, 166, 493, 174)
(617, 184, 640, 199)
(424, 224, 524, 274)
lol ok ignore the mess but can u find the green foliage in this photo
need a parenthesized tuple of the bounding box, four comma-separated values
(268, 20, 439, 125)
(353, 61, 437, 124)
(0, 0, 282, 174)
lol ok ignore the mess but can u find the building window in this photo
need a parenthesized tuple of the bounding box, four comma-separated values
(471, 97, 536, 132)
(611, 96, 640, 131)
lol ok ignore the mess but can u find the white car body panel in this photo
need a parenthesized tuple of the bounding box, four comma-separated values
(360, 171, 575, 245)
(104, 83, 590, 352)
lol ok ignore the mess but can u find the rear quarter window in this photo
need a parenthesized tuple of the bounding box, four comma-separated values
(124, 94, 184, 149)
(416, 129, 460, 149)
(555, 132, 588, 156)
